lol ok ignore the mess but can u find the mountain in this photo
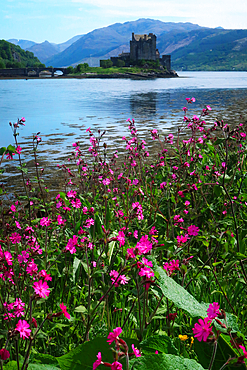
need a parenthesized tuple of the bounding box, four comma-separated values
(45, 18, 203, 67)
(26, 41, 60, 63)
(7, 35, 84, 64)
(53, 35, 83, 53)
(162, 28, 247, 70)
(7, 39, 36, 50)
(0, 39, 44, 68)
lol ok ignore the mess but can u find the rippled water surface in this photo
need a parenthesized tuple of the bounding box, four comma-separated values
(1, 71, 247, 187)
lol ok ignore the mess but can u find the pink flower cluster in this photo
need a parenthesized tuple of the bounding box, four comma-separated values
(93, 327, 141, 369)
(163, 259, 180, 276)
(192, 302, 220, 342)
(110, 270, 129, 287)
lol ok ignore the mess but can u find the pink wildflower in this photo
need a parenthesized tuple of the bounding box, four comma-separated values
(192, 317, 213, 342)
(188, 225, 200, 236)
(16, 145, 22, 154)
(70, 198, 81, 208)
(133, 230, 138, 239)
(107, 327, 122, 344)
(39, 270, 52, 281)
(111, 362, 122, 370)
(15, 221, 22, 229)
(40, 217, 51, 227)
(26, 260, 38, 276)
(132, 344, 141, 357)
(60, 303, 70, 319)
(65, 235, 78, 254)
(117, 230, 125, 247)
(67, 190, 77, 198)
(57, 215, 66, 225)
(4, 251, 13, 266)
(84, 218, 94, 228)
(139, 266, 154, 278)
(160, 182, 166, 189)
(0, 348, 10, 360)
(17, 251, 29, 264)
(9, 232, 21, 244)
(33, 280, 50, 298)
(16, 320, 31, 339)
(207, 302, 220, 319)
(136, 235, 152, 254)
(10, 204, 16, 212)
(239, 345, 247, 359)
(93, 352, 103, 370)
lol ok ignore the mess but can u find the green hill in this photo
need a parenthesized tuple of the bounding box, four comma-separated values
(166, 29, 247, 70)
(0, 39, 45, 68)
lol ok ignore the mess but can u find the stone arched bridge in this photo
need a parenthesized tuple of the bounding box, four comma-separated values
(0, 67, 69, 77)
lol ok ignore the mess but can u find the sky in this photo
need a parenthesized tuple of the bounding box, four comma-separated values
(1, 0, 247, 44)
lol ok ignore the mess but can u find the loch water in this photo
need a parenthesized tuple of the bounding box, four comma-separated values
(0, 71, 247, 182)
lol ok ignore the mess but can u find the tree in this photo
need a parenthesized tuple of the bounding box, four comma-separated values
(100, 59, 113, 69)
(0, 58, 5, 68)
(66, 66, 74, 74)
(116, 59, 125, 67)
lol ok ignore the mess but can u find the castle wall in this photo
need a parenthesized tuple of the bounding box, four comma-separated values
(130, 33, 157, 61)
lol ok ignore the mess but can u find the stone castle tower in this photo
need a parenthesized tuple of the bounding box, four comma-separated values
(101, 32, 171, 69)
(130, 33, 157, 61)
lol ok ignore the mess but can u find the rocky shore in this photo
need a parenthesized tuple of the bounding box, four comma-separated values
(77, 70, 178, 79)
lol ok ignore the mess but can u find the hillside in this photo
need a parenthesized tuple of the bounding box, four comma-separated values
(26, 41, 60, 63)
(45, 18, 203, 67)
(0, 39, 44, 68)
(167, 29, 247, 70)
(8, 35, 84, 64)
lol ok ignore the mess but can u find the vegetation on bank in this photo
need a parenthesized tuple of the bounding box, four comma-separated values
(0, 100, 247, 370)
(0, 40, 45, 69)
(171, 29, 247, 71)
(66, 61, 166, 75)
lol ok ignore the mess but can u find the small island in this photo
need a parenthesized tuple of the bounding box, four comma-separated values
(0, 32, 178, 79)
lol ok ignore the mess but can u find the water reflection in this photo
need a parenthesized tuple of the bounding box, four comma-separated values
(1, 72, 247, 193)
(130, 92, 157, 117)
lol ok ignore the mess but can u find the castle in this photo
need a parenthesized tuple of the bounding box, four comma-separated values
(100, 33, 171, 69)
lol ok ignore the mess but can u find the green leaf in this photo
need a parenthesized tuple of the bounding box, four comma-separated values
(151, 257, 208, 318)
(57, 336, 138, 370)
(3, 361, 20, 370)
(74, 305, 87, 313)
(140, 335, 178, 355)
(7, 144, 16, 153)
(73, 257, 81, 283)
(28, 365, 61, 370)
(130, 353, 205, 370)
(32, 353, 59, 365)
(194, 334, 245, 370)
(0, 146, 6, 155)
(57, 337, 116, 370)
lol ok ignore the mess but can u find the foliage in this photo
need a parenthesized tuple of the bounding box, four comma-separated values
(0, 40, 45, 68)
(100, 59, 113, 68)
(0, 100, 247, 370)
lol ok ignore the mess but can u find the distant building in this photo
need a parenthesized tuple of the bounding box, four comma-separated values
(100, 33, 171, 69)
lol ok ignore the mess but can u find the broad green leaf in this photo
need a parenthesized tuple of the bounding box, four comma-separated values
(57, 336, 138, 370)
(29, 365, 61, 370)
(108, 231, 118, 263)
(3, 361, 20, 370)
(194, 334, 246, 370)
(130, 353, 205, 370)
(140, 335, 178, 355)
(0, 146, 6, 155)
(73, 257, 81, 283)
(32, 353, 59, 365)
(151, 257, 208, 318)
(74, 305, 87, 313)
(7, 144, 16, 153)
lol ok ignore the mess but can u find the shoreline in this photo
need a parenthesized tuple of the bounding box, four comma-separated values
(0, 70, 179, 80)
